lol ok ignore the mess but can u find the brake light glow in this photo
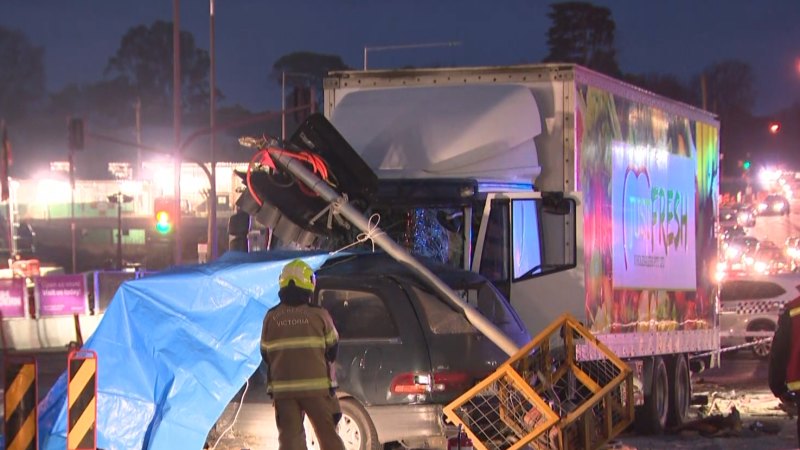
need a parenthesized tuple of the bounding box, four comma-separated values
(390, 373, 430, 394)
(390, 371, 471, 395)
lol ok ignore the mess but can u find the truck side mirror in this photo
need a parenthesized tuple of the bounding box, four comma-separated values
(542, 193, 573, 216)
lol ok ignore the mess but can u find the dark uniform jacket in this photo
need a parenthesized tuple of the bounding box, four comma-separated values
(769, 297, 800, 398)
(261, 285, 339, 399)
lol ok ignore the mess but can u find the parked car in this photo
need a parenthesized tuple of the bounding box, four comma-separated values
(209, 252, 532, 449)
(719, 274, 800, 358)
(758, 194, 790, 216)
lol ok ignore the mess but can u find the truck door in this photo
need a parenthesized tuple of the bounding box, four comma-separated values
(472, 193, 577, 301)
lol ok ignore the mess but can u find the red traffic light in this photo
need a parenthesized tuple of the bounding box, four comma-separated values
(769, 122, 781, 134)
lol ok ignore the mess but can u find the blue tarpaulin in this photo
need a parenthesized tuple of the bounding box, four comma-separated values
(38, 250, 332, 450)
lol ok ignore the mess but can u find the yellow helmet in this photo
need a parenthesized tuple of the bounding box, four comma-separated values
(279, 259, 316, 291)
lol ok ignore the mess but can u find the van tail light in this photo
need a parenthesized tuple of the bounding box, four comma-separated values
(390, 371, 471, 395)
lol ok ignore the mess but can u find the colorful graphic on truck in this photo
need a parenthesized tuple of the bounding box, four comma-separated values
(611, 142, 697, 290)
(579, 85, 718, 334)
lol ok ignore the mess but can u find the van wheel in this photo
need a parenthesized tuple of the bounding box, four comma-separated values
(307, 398, 380, 450)
(666, 354, 690, 427)
(635, 356, 669, 434)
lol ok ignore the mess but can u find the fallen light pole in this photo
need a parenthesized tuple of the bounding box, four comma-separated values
(268, 149, 520, 357)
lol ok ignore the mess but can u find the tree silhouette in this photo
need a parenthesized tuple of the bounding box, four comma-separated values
(543, 2, 621, 77)
(270, 51, 350, 124)
(270, 51, 350, 88)
(692, 59, 755, 119)
(0, 26, 45, 120)
(105, 21, 215, 117)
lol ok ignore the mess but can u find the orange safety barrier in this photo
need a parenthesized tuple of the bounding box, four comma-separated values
(67, 349, 98, 450)
(4, 356, 38, 450)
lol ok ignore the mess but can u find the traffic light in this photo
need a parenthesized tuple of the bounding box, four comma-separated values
(743, 160, 751, 170)
(769, 122, 781, 134)
(153, 197, 176, 235)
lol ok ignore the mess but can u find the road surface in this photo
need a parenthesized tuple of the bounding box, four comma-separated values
(3, 348, 799, 449)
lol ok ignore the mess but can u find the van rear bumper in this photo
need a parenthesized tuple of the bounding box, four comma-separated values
(367, 403, 451, 447)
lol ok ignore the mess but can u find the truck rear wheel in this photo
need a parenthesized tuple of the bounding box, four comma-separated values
(666, 354, 690, 427)
(635, 356, 669, 434)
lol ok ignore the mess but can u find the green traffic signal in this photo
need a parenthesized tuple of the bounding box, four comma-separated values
(743, 160, 751, 170)
(155, 211, 172, 234)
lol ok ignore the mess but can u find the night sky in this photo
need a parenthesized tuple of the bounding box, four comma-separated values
(1, 0, 799, 116)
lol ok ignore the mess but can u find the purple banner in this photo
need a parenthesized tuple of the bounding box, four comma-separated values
(0, 278, 27, 319)
(35, 275, 87, 316)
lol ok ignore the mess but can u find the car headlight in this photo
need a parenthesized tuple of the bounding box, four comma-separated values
(754, 261, 768, 273)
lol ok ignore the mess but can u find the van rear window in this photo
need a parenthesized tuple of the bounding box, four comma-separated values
(412, 282, 521, 336)
(318, 289, 398, 339)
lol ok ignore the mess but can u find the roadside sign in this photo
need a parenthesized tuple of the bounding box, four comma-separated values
(34, 274, 88, 317)
(0, 278, 28, 319)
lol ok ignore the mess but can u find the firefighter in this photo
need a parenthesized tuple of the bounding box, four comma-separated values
(261, 259, 345, 450)
(768, 296, 800, 447)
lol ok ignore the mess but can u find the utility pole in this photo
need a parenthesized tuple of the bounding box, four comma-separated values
(67, 117, 84, 274)
(281, 71, 286, 141)
(208, 0, 218, 260)
(135, 97, 142, 179)
(172, 0, 183, 265)
(108, 192, 134, 270)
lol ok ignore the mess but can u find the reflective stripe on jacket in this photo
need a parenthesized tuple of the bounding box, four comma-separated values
(261, 302, 339, 398)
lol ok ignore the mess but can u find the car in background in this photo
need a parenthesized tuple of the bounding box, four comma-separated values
(786, 237, 800, 266)
(719, 273, 800, 358)
(719, 206, 738, 227)
(733, 204, 757, 227)
(721, 236, 759, 275)
(758, 194, 790, 216)
(720, 204, 757, 228)
(720, 225, 747, 242)
(750, 245, 792, 275)
(211, 252, 532, 449)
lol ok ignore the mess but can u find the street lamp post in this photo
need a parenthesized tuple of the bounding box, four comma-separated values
(363, 41, 461, 70)
(208, 0, 218, 261)
(172, 0, 182, 265)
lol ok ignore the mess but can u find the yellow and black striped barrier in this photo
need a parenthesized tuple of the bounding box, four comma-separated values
(4, 356, 38, 450)
(67, 349, 97, 450)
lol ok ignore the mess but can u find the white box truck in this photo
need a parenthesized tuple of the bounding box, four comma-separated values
(318, 63, 720, 433)
(231, 63, 720, 445)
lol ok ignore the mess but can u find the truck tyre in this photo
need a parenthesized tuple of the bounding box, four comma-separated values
(666, 354, 690, 427)
(306, 398, 381, 450)
(635, 356, 669, 434)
